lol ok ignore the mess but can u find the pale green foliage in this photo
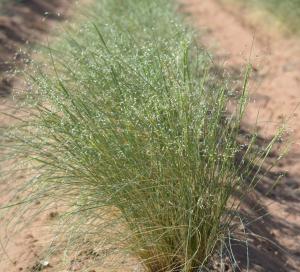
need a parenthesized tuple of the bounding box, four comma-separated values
(2, 0, 282, 271)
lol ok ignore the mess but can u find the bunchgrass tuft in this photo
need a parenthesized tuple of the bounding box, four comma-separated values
(1, 0, 285, 271)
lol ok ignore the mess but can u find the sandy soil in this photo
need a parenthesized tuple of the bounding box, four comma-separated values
(0, 0, 72, 97)
(180, 0, 300, 271)
(0, 1, 73, 271)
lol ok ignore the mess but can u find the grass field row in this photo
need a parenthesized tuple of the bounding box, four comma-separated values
(2, 0, 283, 271)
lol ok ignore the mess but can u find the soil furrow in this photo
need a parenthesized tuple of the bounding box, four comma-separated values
(0, 0, 71, 97)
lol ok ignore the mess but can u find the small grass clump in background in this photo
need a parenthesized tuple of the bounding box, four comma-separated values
(226, 0, 300, 34)
(2, 0, 283, 271)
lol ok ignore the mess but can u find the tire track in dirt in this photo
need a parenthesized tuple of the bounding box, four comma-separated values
(180, 0, 300, 271)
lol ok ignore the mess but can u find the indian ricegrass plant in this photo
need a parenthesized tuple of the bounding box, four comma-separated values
(2, 0, 284, 270)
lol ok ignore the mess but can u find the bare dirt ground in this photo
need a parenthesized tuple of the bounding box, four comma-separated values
(0, 1, 73, 271)
(180, 0, 300, 271)
(0, 0, 71, 97)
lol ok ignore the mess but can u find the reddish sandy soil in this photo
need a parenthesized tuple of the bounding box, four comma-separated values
(180, 0, 300, 271)
(1, 0, 300, 271)
(0, 1, 72, 271)
(0, 0, 72, 97)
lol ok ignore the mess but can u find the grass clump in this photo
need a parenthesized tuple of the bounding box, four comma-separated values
(2, 0, 283, 271)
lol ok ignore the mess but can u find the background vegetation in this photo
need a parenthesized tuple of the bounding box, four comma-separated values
(229, 0, 300, 34)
